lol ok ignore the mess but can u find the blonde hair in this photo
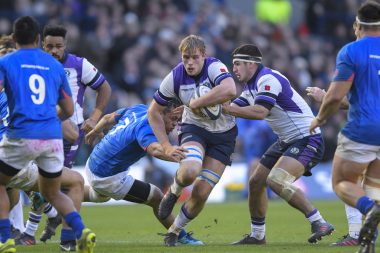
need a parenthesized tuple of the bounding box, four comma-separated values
(178, 35, 206, 55)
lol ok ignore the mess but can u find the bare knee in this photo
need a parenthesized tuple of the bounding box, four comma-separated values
(72, 172, 85, 191)
(177, 166, 201, 186)
(249, 174, 267, 193)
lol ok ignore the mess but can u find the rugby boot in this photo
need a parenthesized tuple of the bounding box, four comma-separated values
(308, 220, 334, 243)
(158, 190, 178, 220)
(231, 234, 266, 245)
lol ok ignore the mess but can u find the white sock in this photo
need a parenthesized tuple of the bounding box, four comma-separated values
(24, 212, 42, 236)
(306, 209, 326, 224)
(170, 178, 183, 196)
(9, 199, 25, 232)
(44, 203, 58, 218)
(348, 223, 361, 239)
(250, 223, 265, 240)
(168, 205, 192, 235)
(345, 204, 362, 239)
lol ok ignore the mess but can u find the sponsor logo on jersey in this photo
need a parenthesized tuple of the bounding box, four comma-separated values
(265, 85, 270, 91)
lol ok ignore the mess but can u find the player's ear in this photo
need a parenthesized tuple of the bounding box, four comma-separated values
(34, 34, 40, 46)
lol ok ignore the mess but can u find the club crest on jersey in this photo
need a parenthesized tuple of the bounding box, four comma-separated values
(290, 147, 299, 154)
(265, 85, 270, 91)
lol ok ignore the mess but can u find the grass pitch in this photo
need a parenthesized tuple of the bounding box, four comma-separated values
(17, 200, 375, 252)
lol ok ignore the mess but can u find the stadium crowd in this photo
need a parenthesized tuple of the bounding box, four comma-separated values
(0, 0, 360, 165)
(1, 0, 380, 252)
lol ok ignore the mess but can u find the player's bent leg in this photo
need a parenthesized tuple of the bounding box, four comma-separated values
(358, 159, 380, 252)
(267, 157, 334, 243)
(164, 159, 224, 247)
(164, 179, 215, 247)
(232, 163, 270, 245)
(122, 179, 175, 227)
(84, 186, 111, 203)
(38, 169, 95, 252)
(332, 155, 368, 206)
(158, 178, 183, 220)
(159, 149, 203, 220)
(0, 162, 21, 247)
(248, 164, 270, 219)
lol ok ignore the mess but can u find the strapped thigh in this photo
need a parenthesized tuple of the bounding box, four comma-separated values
(181, 145, 203, 164)
(197, 169, 221, 187)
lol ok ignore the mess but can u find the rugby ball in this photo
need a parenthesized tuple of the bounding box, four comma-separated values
(193, 85, 222, 120)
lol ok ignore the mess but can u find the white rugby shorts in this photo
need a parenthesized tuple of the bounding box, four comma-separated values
(0, 136, 64, 175)
(85, 160, 135, 200)
(336, 133, 380, 163)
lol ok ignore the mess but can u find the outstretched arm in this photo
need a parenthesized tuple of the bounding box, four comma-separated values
(82, 80, 112, 133)
(148, 100, 186, 161)
(146, 142, 179, 162)
(85, 112, 117, 145)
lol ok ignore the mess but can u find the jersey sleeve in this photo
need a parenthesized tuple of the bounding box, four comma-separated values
(207, 61, 232, 85)
(81, 58, 106, 90)
(135, 121, 158, 150)
(332, 45, 355, 82)
(58, 66, 72, 100)
(255, 74, 282, 110)
(153, 72, 176, 106)
(232, 85, 252, 107)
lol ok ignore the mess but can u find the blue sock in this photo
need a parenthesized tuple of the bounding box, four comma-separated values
(60, 228, 76, 242)
(0, 219, 11, 243)
(178, 229, 186, 239)
(64, 212, 85, 240)
(356, 196, 374, 215)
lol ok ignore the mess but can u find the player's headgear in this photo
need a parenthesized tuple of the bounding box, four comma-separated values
(232, 44, 262, 64)
(356, 0, 380, 26)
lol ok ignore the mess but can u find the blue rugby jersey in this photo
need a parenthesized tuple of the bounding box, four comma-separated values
(0, 48, 72, 139)
(333, 36, 380, 145)
(0, 91, 8, 140)
(88, 104, 158, 177)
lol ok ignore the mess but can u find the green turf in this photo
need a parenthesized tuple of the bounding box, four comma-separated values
(17, 200, 376, 252)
